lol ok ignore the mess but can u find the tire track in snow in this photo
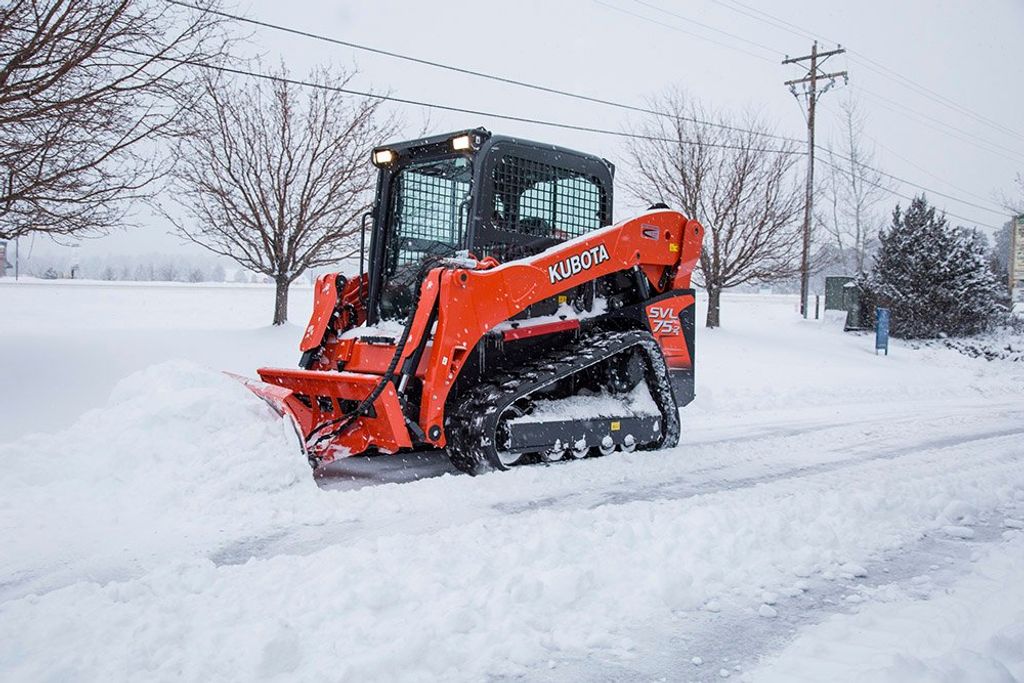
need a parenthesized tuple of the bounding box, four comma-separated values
(6, 401, 1019, 607)
(215, 405, 1024, 573)
(492, 416, 1024, 515)
(520, 434, 1024, 682)
(314, 398, 1024, 491)
(537, 518, 1024, 683)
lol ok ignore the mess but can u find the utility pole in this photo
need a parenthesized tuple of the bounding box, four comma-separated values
(784, 42, 847, 318)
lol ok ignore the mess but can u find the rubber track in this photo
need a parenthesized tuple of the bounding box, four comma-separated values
(445, 329, 680, 475)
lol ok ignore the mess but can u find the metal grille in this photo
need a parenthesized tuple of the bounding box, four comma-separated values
(492, 156, 604, 240)
(390, 157, 471, 270)
(379, 157, 471, 320)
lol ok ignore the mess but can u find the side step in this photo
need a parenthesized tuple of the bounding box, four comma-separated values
(504, 415, 661, 454)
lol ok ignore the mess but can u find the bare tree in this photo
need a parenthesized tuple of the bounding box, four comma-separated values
(0, 0, 229, 241)
(1007, 174, 1024, 214)
(818, 98, 890, 273)
(990, 219, 1012, 286)
(626, 91, 804, 327)
(164, 65, 394, 325)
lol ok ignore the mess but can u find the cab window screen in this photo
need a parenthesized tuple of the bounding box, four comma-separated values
(390, 156, 471, 270)
(492, 156, 604, 240)
(378, 156, 471, 321)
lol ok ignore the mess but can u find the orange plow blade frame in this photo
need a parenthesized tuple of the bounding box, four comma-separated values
(237, 369, 412, 460)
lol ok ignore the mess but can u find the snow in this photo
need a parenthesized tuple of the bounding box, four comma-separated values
(0, 361, 321, 599)
(490, 297, 610, 334)
(750, 534, 1024, 682)
(508, 382, 659, 424)
(1, 280, 1023, 680)
(0, 279, 313, 440)
(340, 317, 407, 340)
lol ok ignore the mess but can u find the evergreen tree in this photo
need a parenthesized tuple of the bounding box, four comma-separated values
(859, 195, 1006, 338)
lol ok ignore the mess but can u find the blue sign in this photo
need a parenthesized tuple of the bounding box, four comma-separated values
(875, 307, 890, 356)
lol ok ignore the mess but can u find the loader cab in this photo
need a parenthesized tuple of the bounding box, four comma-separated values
(365, 128, 615, 323)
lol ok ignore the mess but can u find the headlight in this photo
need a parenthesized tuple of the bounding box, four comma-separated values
(372, 149, 396, 166)
(451, 134, 473, 151)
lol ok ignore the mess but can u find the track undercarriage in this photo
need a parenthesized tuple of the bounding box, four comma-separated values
(445, 329, 680, 475)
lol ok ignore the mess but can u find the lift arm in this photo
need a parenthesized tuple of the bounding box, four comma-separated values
(410, 209, 703, 446)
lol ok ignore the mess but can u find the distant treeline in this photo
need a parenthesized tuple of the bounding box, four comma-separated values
(16, 252, 340, 284)
(19, 253, 232, 283)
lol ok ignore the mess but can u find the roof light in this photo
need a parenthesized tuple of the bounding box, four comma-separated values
(372, 148, 396, 167)
(451, 134, 473, 151)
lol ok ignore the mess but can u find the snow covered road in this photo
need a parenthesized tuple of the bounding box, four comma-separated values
(2, 373, 1022, 681)
(2, 283, 1022, 681)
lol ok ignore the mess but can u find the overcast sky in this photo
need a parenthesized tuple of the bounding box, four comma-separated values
(24, 0, 1024, 260)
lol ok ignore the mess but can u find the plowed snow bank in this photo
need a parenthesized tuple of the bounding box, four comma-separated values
(0, 362, 315, 594)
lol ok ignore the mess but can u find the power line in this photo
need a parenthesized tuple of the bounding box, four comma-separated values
(590, 0, 776, 63)
(163, 5, 1000, 228)
(819, 154, 1003, 229)
(166, 0, 1013, 219)
(820, 143, 1007, 216)
(702, 0, 1024, 144)
(629, 0, 781, 57)
(853, 85, 1024, 165)
(707, 0, 818, 43)
(824, 108, 1004, 208)
(24, 4, 1003, 229)
(849, 51, 1024, 142)
(164, 0, 797, 144)
(585, 3, 1018, 217)
(104, 41, 798, 155)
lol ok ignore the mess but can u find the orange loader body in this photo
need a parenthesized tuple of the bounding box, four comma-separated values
(249, 209, 702, 465)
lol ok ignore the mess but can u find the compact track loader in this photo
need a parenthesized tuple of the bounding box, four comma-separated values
(243, 128, 704, 474)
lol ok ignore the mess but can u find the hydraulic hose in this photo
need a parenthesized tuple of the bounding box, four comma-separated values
(305, 258, 444, 452)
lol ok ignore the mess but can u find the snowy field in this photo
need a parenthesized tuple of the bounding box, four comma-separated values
(1, 278, 1023, 682)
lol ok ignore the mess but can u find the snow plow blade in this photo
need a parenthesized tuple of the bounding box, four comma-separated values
(234, 368, 412, 465)
(229, 372, 294, 418)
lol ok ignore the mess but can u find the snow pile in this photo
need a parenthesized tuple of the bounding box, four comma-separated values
(0, 361, 318, 596)
(340, 318, 407, 340)
(750, 533, 1024, 682)
(933, 330, 1024, 363)
(0, 280, 309, 440)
